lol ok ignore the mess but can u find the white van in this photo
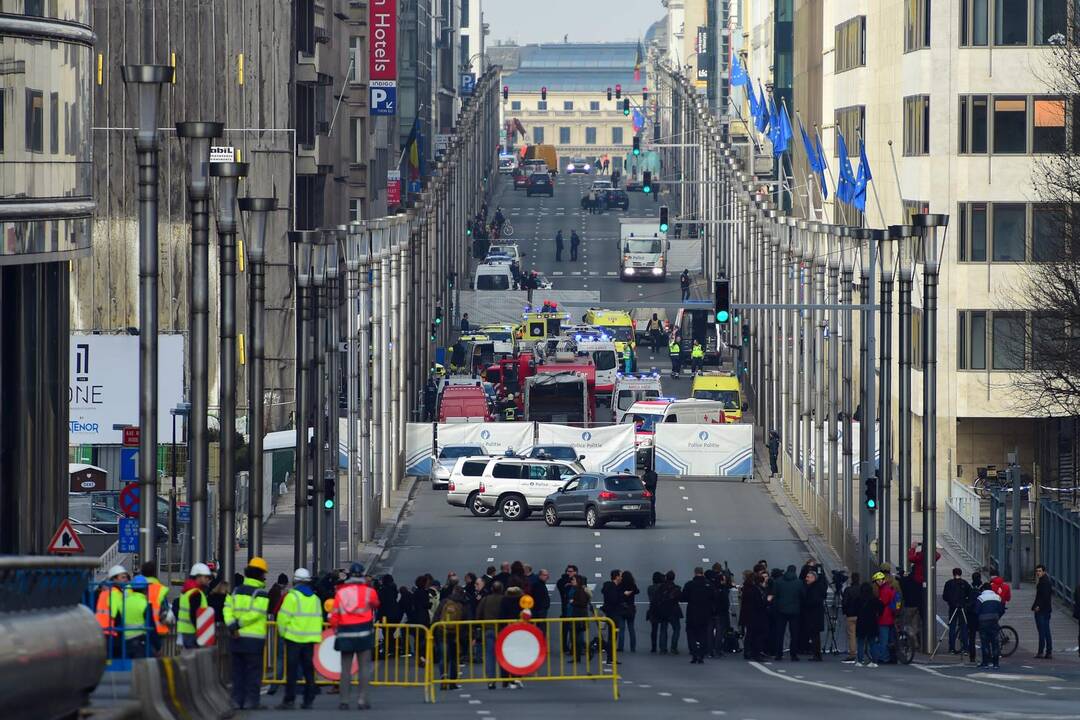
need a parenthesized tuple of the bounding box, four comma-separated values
(622, 398, 727, 458)
(611, 373, 664, 424)
(473, 262, 515, 291)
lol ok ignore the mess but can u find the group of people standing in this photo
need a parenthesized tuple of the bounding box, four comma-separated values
(553, 229, 581, 262)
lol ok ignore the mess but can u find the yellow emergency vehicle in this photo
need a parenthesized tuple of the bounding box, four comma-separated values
(581, 308, 636, 354)
(690, 371, 745, 422)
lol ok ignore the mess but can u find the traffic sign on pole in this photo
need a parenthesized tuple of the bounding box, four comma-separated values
(118, 517, 139, 553)
(47, 519, 85, 554)
(122, 426, 140, 447)
(119, 482, 140, 517)
(495, 622, 547, 676)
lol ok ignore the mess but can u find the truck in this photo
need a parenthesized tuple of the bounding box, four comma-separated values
(524, 371, 591, 424)
(524, 144, 559, 174)
(619, 219, 668, 281)
(438, 384, 494, 423)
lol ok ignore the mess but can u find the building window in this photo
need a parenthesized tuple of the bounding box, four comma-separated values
(585, 127, 597, 144)
(559, 126, 571, 144)
(563, 101, 574, 111)
(960, 0, 990, 45)
(993, 96, 1027, 153)
(903, 95, 930, 155)
(1032, 203, 1071, 260)
(957, 202, 989, 261)
(590, 101, 600, 111)
(958, 95, 989, 153)
(958, 310, 988, 369)
(1035, 0, 1068, 44)
(349, 36, 362, 83)
(835, 16, 866, 73)
(296, 84, 315, 147)
(349, 199, 363, 223)
(295, 0, 315, 55)
(974, 0, 1069, 45)
(1033, 96, 1066, 152)
(996, 0, 1029, 44)
(511, 100, 521, 110)
(834, 105, 865, 157)
(612, 127, 624, 144)
(993, 312, 1026, 369)
(350, 117, 363, 163)
(537, 101, 548, 111)
(959, 201, 1078, 262)
(0, 89, 5, 154)
(1032, 314, 1067, 365)
(49, 92, 58, 154)
(461, 35, 471, 69)
(25, 89, 43, 152)
(993, 202, 1026, 260)
(904, 0, 931, 51)
(533, 126, 544, 144)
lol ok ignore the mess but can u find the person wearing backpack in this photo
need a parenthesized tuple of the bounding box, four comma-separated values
(873, 572, 899, 663)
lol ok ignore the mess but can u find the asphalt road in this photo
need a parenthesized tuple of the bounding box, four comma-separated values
(253, 174, 1080, 719)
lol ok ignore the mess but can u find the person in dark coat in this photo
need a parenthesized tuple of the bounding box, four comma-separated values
(770, 565, 804, 660)
(617, 571, 640, 653)
(570, 231, 581, 261)
(965, 571, 983, 663)
(646, 571, 665, 653)
(642, 464, 658, 526)
(1032, 564, 1054, 658)
(767, 431, 780, 476)
(741, 573, 769, 661)
(942, 568, 971, 654)
(681, 567, 715, 663)
(555, 230, 564, 262)
(705, 564, 731, 657)
(657, 571, 683, 654)
(531, 569, 551, 619)
(600, 570, 622, 662)
(854, 582, 883, 665)
(800, 571, 827, 661)
(556, 565, 580, 653)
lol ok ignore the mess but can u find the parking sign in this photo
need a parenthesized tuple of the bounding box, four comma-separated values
(461, 73, 476, 96)
(370, 80, 397, 116)
(118, 517, 139, 553)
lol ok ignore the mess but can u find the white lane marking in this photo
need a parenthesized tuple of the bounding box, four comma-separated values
(686, 507, 694, 512)
(658, 692, 672, 697)
(702, 558, 710, 563)
(693, 532, 701, 537)
(468, 699, 482, 704)
(690, 519, 697, 524)
(747, 662, 927, 709)
(595, 573, 602, 578)
(487, 558, 494, 562)
(710, 712, 726, 716)
(490, 545, 498, 549)
(594, 531, 601, 536)
(461, 693, 472, 698)
(971, 672, 1060, 683)
(698, 544, 706, 550)
(682, 496, 689, 500)
(910, 664, 1045, 697)
(679, 486, 686, 490)
(494, 532, 501, 537)
(638, 684, 651, 688)
(595, 544, 602, 548)
(683, 698, 699, 703)
(595, 557, 603, 562)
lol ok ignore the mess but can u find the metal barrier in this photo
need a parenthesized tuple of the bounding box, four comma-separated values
(944, 498, 990, 569)
(1039, 499, 1079, 606)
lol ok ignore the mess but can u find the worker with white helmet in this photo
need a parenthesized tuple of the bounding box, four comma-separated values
(275, 567, 323, 710)
(95, 565, 130, 656)
(177, 562, 213, 650)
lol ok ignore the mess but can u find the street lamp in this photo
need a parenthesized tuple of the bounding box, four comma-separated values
(168, 402, 191, 584)
(343, 222, 372, 549)
(895, 224, 917, 569)
(122, 63, 172, 566)
(237, 194, 278, 559)
(879, 226, 900, 564)
(310, 238, 328, 576)
(324, 233, 342, 569)
(209, 159, 248, 582)
(809, 223, 826, 496)
(290, 230, 318, 569)
(825, 225, 843, 520)
(176, 121, 223, 567)
(839, 225, 857, 535)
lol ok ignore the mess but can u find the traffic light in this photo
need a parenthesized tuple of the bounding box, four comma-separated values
(607, 87, 612, 101)
(642, 171, 652, 194)
(864, 476, 879, 512)
(615, 84, 622, 99)
(323, 475, 336, 510)
(429, 323, 437, 342)
(502, 85, 509, 100)
(305, 478, 316, 507)
(632, 135, 641, 156)
(435, 306, 443, 325)
(541, 86, 547, 101)
(642, 86, 649, 102)
(714, 279, 730, 322)
(659, 205, 670, 233)
(623, 98, 631, 116)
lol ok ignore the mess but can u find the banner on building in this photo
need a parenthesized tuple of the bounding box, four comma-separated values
(387, 170, 402, 205)
(536, 423, 636, 474)
(654, 423, 753, 477)
(405, 423, 437, 476)
(369, 0, 397, 115)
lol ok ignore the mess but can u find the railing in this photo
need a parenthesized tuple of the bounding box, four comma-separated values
(948, 479, 982, 527)
(1038, 499, 1079, 607)
(943, 480, 990, 569)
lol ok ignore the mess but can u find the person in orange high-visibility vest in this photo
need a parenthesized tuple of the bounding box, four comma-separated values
(141, 561, 173, 636)
(97, 565, 130, 656)
(333, 563, 380, 710)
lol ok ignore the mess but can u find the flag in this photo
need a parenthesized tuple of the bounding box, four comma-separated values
(404, 117, 424, 181)
(730, 57, 750, 87)
(754, 82, 770, 133)
(814, 133, 829, 200)
(836, 131, 857, 205)
(799, 119, 818, 171)
(631, 109, 645, 133)
(747, 79, 762, 124)
(853, 139, 872, 211)
(634, 40, 644, 82)
(771, 102, 792, 156)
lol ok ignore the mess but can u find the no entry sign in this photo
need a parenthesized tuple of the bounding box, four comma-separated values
(119, 482, 140, 517)
(495, 622, 547, 676)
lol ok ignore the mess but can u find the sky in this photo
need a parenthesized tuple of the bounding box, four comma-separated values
(483, 0, 663, 45)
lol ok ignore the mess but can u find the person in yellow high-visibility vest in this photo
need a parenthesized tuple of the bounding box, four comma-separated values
(224, 557, 270, 710)
(177, 563, 212, 650)
(275, 568, 323, 710)
(691, 340, 705, 375)
(116, 575, 156, 659)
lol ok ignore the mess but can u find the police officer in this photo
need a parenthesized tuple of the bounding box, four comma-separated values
(224, 556, 271, 710)
(668, 335, 682, 377)
(333, 562, 381, 710)
(691, 340, 705, 375)
(555, 230, 565, 262)
(276, 568, 323, 710)
(118, 574, 156, 659)
(177, 562, 212, 649)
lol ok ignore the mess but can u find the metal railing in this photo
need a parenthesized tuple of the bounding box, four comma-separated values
(943, 480, 990, 568)
(1038, 500, 1079, 607)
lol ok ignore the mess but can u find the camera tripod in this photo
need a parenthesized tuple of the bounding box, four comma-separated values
(823, 581, 845, 655)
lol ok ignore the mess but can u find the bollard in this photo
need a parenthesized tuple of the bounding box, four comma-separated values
(129, 657, 179, 720)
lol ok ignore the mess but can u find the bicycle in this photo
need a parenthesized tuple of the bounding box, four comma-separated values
(502, 221, 514, 237)
(998, 624, 1019, 657)
(892, 625, 916, 665)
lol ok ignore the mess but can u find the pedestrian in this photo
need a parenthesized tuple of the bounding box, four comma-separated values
(275, 568, 321, 710)
(975, 582, 1004, 669)
(617, 571, 640, 654)
(566, 576, 592, 663)
(96, 565, 129, 656)
(532, 569, 551, 619)
(177, 563, 213, 651)
(942, 567, 971, 655)
(705, 564, 732, 657)
(965, 571, 982, 663)
(555, 230, 564, 261)
(333, 563, 380, 710)
(1032, 564, 1053, 659)
(682, 567, 714, 663)
(801, 571, 827, 661)
(907, 541, 940, 588)
(267, 572, 289, 619)
(770, 564, 803, 660)
(377, 575, 403, 653)
(741, 571, 769, 660)
(557, 565, 579, 653)
(840, 572, 861, 662)
(461, 313, 471, 332)
(601, 569, 623, 661)
(646, 313, 663, 353)
(854, 582, 883, 667)
(477, 581, 505, 688)
(767, 431, 780, 476)
(668, 334, 682, 376)
(642, 462, 658, 527)
(690, 339, 704, 374)
(622, 343, 634, 373)
(434, 586, 466, 690)
(647, 572, 665, 653)
(680, 269, 691, 301)
(872, 571, 898, 664)
(493, 561, 512, 588)
(587, 189, 597, 214)
(657, 570, 683, 654)
(570, 230, 580, 261)
(224, 557, 271, 711)
(140, 560, 172, 640)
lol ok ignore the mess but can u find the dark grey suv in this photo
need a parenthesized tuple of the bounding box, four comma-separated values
(543, 473, 653, 529)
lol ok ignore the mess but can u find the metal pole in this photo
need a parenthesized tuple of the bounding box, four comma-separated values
(814, 234, 826, 500)
(827, 232, 841, 526)
(176, 121, 222, 565)
(326, 237, 341, 569)
(879, 268, 895, 565)
(841, 238, 855, 536)
(380, 228, 393, 509)
(897, 228, 916, 571)
(344, 223, 364, 555)
(123, 64, 171, 566)
(389, 222, 402, 493)
(311, 241, 327, 576)
(370, 222, 385, 517)
(358, 238, 374, 543)
(290, 231, 317, 569)
(397, 223, 410, 480)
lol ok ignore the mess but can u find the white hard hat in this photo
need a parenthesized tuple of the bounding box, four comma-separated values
(294, 567, 312, 582)
(108, 565, 129, 579)
(189, 562, 212, 578)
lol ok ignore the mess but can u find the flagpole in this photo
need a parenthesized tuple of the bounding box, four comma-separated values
(776, 98, 811, 217)
(857, 130, 888, 228)
(886, 139, 907, 209)
(814, 123, 847, 226)
(794, 110, 828, 210)
(726, 94, 763, 154)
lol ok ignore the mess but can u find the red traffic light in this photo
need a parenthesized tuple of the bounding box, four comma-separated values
(503, 85, 509, 100)
(615, 84, 622, 99)
(541, 86, 547, 100)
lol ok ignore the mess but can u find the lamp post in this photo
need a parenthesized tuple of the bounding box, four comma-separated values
(369, 220, 387, 515)
(175, 121, 222, 564)
(378, 222, 393, 509)
(209, 159, 248, 582)
(343, 222, 370, 551)
(237, 195, 278, 558)
(839, 227, 856, 536)
(826, 226, 842, 522)
(168, 402, 191, 584)
(122, 63, 172, 566)
(290, 230, 318, 569)
(879, 227, 899, 565)
(310, 239, 328, 576)
(325, 234, 341, 569)
(913, 212, 949, 652)
(895, 226, 917, 568)
(797, 221, 813, 487)
(857, 228, 880, 575)
(810, 223, 826, 497)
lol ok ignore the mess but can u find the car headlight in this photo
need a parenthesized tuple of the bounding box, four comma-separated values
(651, 267, 664, 275)
(623, 267, 635, 275)
(584, 164, 591, 170)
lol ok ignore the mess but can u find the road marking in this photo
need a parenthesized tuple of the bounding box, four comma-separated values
(487, 558, 494, 562)
(638, 684, 651, 688)
(971, 672, 1060, 683)
(490, 544, 498, 549)
(679, 486, 685, 490)
(698, 544, 706, 550)
(594, 531, 601, 536)
(747, 661, 927, 709)
(658, 692, 672, 697)
(468, 699, 482, 705)
(595, 557, 602, 562)
(686, 507, 694, 512)
(693, 532, 701, 537)
(595, 544, 602, 548)
(552, 271, 564, 276)
(594, 573, 602, 578)
(702, 558, 710, 563)
(682, 698, 699, 703)
(911, 664, 1044, 696)
(682, 496, 689, 500)
(690, 519, 697, 524)
(494, 532, 501, 537)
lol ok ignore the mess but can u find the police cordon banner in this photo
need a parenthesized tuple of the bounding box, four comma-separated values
(405, 422, 538, 476)
(536, 423, 636, 473)
(653, 423, 753, 477)
(405, 423, 436, 476)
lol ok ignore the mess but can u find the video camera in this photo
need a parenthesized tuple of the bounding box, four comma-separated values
(831, 569, 848, 592)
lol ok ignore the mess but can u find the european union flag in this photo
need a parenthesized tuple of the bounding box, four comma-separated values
(773, 104, 793, 156)
(754, 82, 770, 133)
(815, 134, 829, 200)
(731, 57, 751, 88)
(836, 131, 857, 205)
(853, 140, 872, 211)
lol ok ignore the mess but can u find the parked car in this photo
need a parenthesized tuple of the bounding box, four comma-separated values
(526, 172, 554, 197)
(446, 456, 500, 517)
(475, 457, 581, 520)
(429, 444, 487, 489)
(543, 473, 652, 529)
(606, 188, 630, 210)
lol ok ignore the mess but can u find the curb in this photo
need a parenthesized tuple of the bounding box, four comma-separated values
(360, 476, 419, 573)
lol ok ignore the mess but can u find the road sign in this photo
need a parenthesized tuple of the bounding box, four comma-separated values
(495, 622, 547, 675)
(196, 607, 216, 646)
(119, 482, 140, 517)
(210, 146, 235, 163)
(314, 628, 360, 680)
(460, 72, 476, 96)
(120, 448, 138, 481)
(177, 504, 191, 524)
(434, 134, 451, 154)
(122, 426, 140, 447)
(370, 80, 397, 116)
(118, 517, 139, 553)
(47, 519, 85, 554)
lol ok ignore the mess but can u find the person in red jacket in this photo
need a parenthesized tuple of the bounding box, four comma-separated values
(873, 572, 898, 663)
(907, 542, 941, 585)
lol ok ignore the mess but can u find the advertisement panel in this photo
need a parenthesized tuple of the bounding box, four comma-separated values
(69, 334, 185, 444)
(654, 423, 753, 477)
(536, 423, 635, 474)
(436, 422, 535, 458)
(387, 170, 402, 205)
(368, 0, 397, 80)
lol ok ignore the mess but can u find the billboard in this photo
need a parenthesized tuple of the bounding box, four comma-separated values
(369, 0, 397, 116)
(69, 333, 185, 444)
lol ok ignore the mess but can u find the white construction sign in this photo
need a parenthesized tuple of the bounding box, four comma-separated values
(653, 423, 753, 477)
(536, 423, 636, 473)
